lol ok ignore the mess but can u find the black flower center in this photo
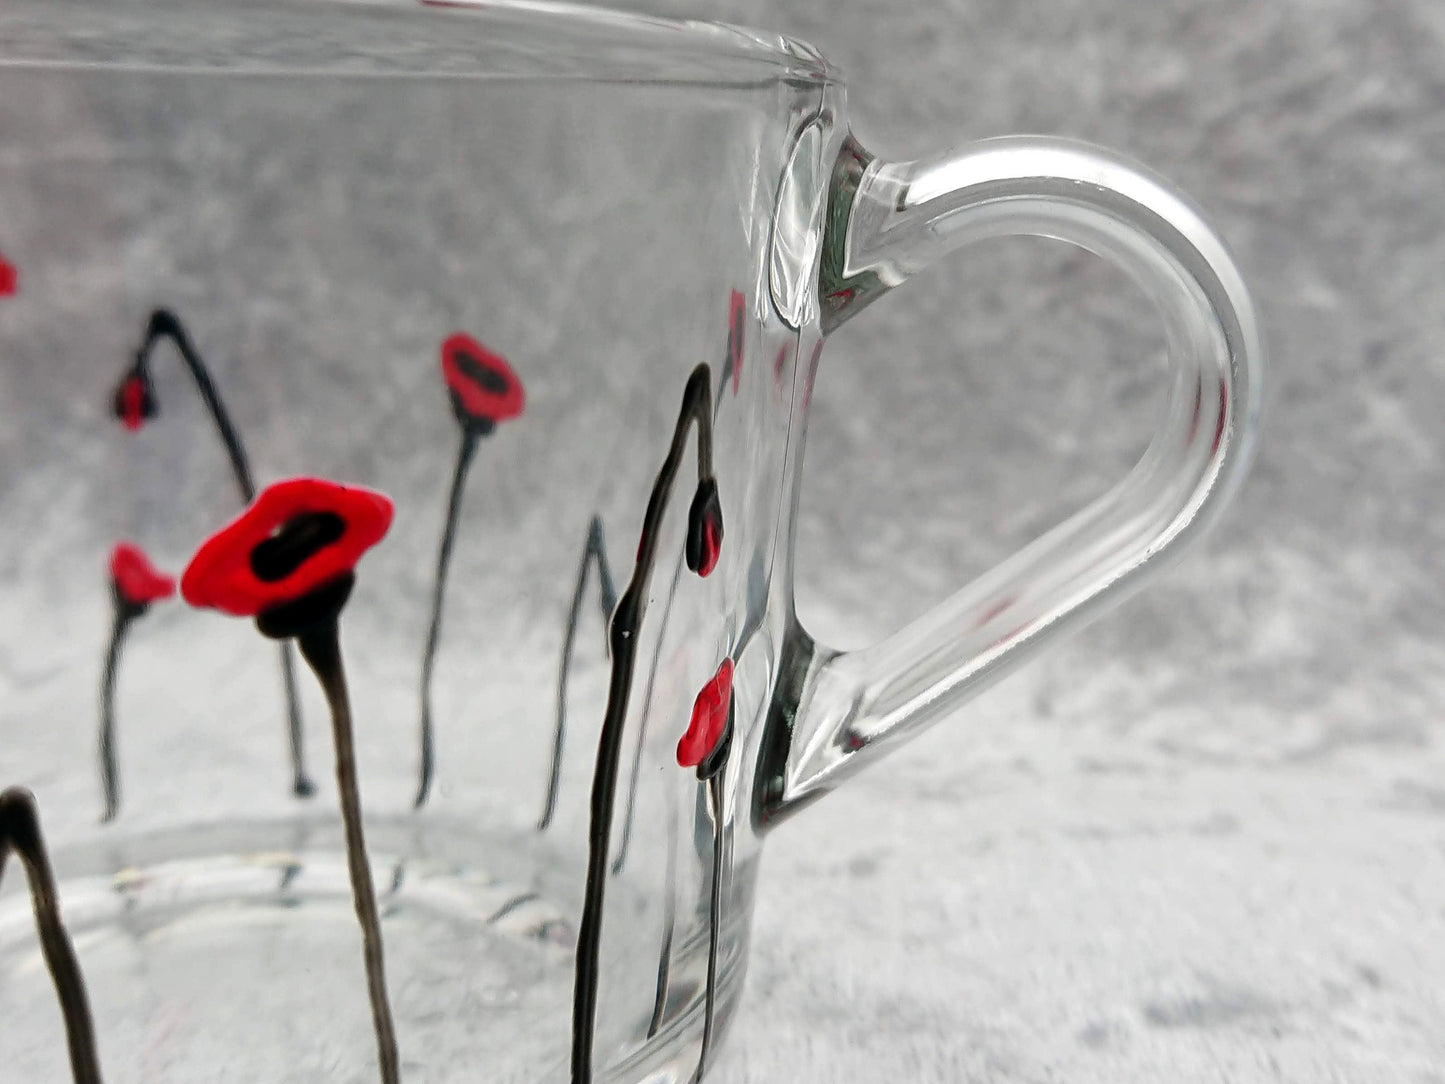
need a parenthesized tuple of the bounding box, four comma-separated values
(455, 350, 511, 394)
(250, 512, 346, 582)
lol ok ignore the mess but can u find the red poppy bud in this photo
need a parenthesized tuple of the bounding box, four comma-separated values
(685, 478, 723, 578)
(109, 543, 176, 608)
(0, 252, 16, 297)
(677, 658, 733, 769)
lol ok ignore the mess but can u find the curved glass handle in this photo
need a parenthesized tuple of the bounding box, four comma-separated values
(757, 134, 1264, 825)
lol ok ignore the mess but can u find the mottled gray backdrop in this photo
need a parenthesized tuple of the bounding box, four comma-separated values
(626, 1, 1441, 1081)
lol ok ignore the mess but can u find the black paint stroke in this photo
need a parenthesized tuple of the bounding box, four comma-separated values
(97, 602, 133, 824)
(415, 427, 480, 808)
(645, 781, 680, 1038)
(541, 515, 618, 831)
(571, 364, 716, 1084)
(691, 705, 733, 1084)
(286, 596, 400, 1084)
(123, 308, 312, 800)
(0, 786, 105, 1083)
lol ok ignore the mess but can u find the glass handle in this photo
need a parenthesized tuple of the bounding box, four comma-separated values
(758, 134, 1265, 826)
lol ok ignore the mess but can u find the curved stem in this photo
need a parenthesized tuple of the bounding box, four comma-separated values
(541, 515, 617, 831)
(296, 623, 400, 1084)
(415, 427, 480, 809)
(695, 770, 727, 1083)
(98, 608, 132, 824)
(0, 787, 104, 1084)
(137, 309, 313, 798)
(571, 364, 714, 1084)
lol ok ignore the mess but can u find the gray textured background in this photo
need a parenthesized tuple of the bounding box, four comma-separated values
(641, 1, 1443, 1081)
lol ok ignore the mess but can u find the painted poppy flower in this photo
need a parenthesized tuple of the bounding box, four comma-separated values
(685, 478, 723, 578)
(677, 657, 733, 770)
(440, 332, 525, 434)
(0, 251, 16, 297)
(109, 543, 175, 610)
(112, 370, 158, 432)
(181, 477, 392, 619)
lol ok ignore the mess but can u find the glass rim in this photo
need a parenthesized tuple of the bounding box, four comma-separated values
(0, 0, 837, 87)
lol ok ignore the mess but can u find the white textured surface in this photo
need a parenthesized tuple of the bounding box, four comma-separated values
(662, 1, 1445, 1081)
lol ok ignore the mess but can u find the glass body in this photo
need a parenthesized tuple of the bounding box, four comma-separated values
(0, 1, 1263, 1082)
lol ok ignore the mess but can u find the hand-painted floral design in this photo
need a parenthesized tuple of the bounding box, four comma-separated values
(182, 477, 399, 1084)
(99, 543, 177, 822)
(0, 787, 104, 1083)
(571, 363, 722, 1084)
(181, 477, 391, 620)
(440, 332, 525, 434)
(416, 333, 526, 809)
(113, 308, 314, 798)
(0, 252, 17, 297)
(677, 657, 733, 771)
(109, 543, 175, 612)
(680, 654, 736, 1081)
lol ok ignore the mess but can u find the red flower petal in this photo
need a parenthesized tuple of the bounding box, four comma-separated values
(181, 477, 393, 617)
(677, 658, 733, 768)
(0, 251, 15, 297)
(110, 543, 176, 607)
(441, 333, 524, 427)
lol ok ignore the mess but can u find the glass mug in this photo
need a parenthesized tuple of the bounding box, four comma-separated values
(0, 0, 1264, 1080)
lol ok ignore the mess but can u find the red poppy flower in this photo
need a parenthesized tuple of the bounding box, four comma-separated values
(109, 543, 176, 608)
(677, 658, 733, 769)
(441, 333, 525, 432)
(181, 477, 393, 617)
(724, 290, 745, 395)
(0, 251, 16, 297)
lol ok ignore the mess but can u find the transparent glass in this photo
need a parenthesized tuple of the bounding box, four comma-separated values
(0, 1, 1263, 1082)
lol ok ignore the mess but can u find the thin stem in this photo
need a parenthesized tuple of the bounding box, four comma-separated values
(645, 781, 680, 1038)
(278, 645, 314, 798)
(98, 608, 132, 824)
(139, 309, 254, 502)
(541, 515, 617, 831)
(612, 362, 735, 865)
(138, 309, 312, 798)
(415, 427, 480, 809)
(571, 364, 714, 1084)
(695, 771, 727, 1083)
(0, 787, 104, 1084)
(296, 623, 400, 1084)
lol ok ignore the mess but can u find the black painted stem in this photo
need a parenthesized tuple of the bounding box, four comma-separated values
(612, 360, 734, 869)
(695, 770, 727, 1084)
(571, 364, 715, 1084)
(541, 515, 618, 831)
(415, 427, 480, 809)
(97, 608, 133, 824)
(135, 308, 313, 799)
(0, 787, 104, 1084)
(296, 622, 400, 1084)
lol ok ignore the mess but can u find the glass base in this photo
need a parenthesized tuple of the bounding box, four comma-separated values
(0, 817, 595, 1082)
